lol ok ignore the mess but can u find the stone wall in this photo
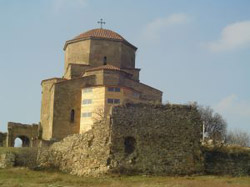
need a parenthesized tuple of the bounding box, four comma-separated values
(7, 122, 39, 147)
(0, 152, 15, 168)
(38, 103, 204, 176)
(52, 75, 96, 140)
(64, 39, 91, 73)
(38, 121, 111, 176)
(40, 75, 96, 141)
(0, 132, 7, 147)
(64, 38, 136, 72)
(204, 146, 250, 176)
(0, 148, 38, 168)
(108, 104, 204, 175)
(65, 64, 90, 79)
(40, 79, 58, 140)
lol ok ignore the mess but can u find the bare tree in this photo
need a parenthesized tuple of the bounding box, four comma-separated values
(225, 129, 250, 147)
(92, 107, 107, 124)
(198, 105, 227, 143)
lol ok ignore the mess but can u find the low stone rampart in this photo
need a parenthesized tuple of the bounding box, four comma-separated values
(204, 146, 250, 176)
(38, 104, 204, 176)
(0, 148, 38, 168)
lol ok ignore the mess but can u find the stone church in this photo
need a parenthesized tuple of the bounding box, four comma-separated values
(1, 26, 206, 176)
(1, 27, 162, 146)
(1, 25, 247, 177)
(41, 28, 162, 141)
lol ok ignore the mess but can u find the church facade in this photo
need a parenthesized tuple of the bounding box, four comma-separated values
(40, 28, 162, 141)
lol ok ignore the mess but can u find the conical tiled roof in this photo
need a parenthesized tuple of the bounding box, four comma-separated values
(64, 28, 137, 50)
(74, 28, 125, 41)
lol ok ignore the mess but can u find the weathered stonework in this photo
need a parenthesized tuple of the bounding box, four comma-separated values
(0, 148, 38, 168)
(204, 146, 250, 176)
(0, 132, 7, 147)
(6, 122, 39, 147)
(38, 121, 111, 176)
(38, 104, 204, 176)
(0, 152, 15, 168)
(109, 104, 204, 175)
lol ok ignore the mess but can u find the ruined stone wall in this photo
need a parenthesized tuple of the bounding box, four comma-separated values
(109, 104, 204, 175)
(0, 132, 7, 147)
(7, 122, 39, 147)
(38, 121, 111, 176)
(0, 148, 38, 168)
(38, 104, 204, 176)
(204, 146, 250, 176)
(0, 152, 15, 168)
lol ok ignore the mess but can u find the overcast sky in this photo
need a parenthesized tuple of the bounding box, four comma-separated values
(0, 0, 249, 133)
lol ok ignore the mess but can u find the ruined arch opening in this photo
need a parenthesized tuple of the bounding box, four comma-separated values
(14, 136, 30, 147)
(124, 136, 136, 155)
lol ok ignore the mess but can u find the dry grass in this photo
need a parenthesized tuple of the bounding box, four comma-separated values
(0, 168, 249, 187)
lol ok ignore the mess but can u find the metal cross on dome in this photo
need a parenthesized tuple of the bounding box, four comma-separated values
(97, 18, 106, 29)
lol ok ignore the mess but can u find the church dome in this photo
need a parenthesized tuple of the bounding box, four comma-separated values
(64, 28, 137, 50)
(74, 28, 126, 41)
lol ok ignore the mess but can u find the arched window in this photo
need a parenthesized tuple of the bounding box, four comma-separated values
(103, 56, 107, 65)
(70, 109, 75, 123)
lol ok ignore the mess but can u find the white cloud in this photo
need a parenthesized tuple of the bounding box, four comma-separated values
(53, 0, 87, 12)
(206, 21, 250, 52)
(143, 13, 191, 41)
(214, 94, 250, 118)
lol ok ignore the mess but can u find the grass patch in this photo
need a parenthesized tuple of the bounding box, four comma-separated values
(0, 147, 26, 154)
(0, 168, 249, 187)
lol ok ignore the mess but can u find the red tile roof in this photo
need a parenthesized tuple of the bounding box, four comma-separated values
(64, 28, 137, 50)
(74, 28, 125, 41)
